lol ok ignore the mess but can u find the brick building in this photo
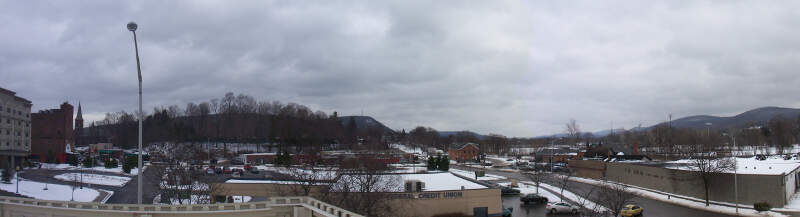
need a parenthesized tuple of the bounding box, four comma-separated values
(0, 87, 32, 170)
(31, 102, 75, 163)
(448, 143, 480, 162)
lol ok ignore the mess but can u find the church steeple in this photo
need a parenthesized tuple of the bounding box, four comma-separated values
(75, 102, 83, 130)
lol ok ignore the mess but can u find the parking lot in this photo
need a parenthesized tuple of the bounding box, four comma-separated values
(502, 196, 580, 217)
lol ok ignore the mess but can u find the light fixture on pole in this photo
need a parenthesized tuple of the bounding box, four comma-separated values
(127, 21, 144, 205)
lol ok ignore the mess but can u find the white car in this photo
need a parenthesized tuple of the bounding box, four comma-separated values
(546, 202, 579, 214)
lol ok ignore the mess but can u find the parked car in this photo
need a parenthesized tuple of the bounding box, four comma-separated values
(552, 165, 571, 173)
(520, 194, 548, 205)
(214, 167, 223, 174)
(205, 168, 215, 175)
(223, 167, 232, 174)
(501, 186, 521, 196)
(620, 204, 643, 217)
(243, 164, 252, 171)
(546, 202, 578, 214)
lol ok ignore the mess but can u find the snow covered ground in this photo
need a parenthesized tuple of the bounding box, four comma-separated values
(449, 169, 506, 180)
(667, 156, 800, 175)
(0, 175, 100, 202)
(53, 173, 132, 187)
(568, 176, 788, 217)
(39, 163, 143, 176)
(390, 143, 424, 155)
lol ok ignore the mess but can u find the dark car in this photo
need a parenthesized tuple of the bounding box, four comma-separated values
(520, 193, 548, 205)
(552, 165, 571, 173)
(501, 186, 520, 196)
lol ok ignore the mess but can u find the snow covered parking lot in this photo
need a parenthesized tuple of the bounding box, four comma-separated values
(54, 173, 132, 187)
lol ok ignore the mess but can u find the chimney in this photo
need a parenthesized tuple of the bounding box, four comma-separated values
(634, 143, 639, 155)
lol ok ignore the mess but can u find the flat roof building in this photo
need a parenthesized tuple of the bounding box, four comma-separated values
(0, 87, 32, 171)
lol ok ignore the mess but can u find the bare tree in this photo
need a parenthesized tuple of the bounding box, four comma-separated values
(566, 119, 581, 147)
(597, 182, 636, 217)
(556, 172, 573, 202)
(524, 171, 549, 194)
(572, 185, 606, 217)
(690, 147, 734, 206)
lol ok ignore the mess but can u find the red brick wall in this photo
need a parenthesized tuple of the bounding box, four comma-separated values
(449, 144, 479, 162)
(31, 103, 73, 163)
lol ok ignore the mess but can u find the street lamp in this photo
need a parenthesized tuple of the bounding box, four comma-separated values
(127, 21, 144, 205)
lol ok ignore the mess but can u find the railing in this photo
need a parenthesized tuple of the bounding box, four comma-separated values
(268, 196, 365, 217)
(0, 195, 363, 216)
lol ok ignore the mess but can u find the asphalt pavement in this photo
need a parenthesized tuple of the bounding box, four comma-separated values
(454, 165, 736, 217)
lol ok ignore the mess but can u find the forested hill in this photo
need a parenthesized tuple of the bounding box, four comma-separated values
(652, 106, 800, 129)
(79, 92, 393, 149)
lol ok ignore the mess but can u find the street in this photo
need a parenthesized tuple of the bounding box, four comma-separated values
(454, 165, 736, 217)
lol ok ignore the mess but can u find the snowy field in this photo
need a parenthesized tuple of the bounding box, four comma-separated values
(54, 173, 132, 187)
(667, 156, 800, 175)
(0, 175, 100, 202)
(450, 169, 506, 180)
(39, 163, 143, 176)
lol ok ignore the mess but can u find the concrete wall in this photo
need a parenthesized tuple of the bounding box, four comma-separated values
(388, 188, 502, 217)
(0, 196, 360, 217)
(605, 162, 788, 207)
(568, 160, 605, 180)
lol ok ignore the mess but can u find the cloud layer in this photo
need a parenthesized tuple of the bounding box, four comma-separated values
(2, 1, 800, 137)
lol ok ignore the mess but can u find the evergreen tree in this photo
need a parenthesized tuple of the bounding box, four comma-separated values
(439, 155, 450, 171)
(427, 156, 437, 171)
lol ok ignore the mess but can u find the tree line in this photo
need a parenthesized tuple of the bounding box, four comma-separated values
(82, 92, 391, 152)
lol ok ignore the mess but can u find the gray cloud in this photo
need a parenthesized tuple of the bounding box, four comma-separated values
(2, 1, 800, 137)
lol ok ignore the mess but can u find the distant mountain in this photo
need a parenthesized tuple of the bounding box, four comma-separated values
(339, 116, 395, 133)
(438, 131, 487, 139)
(653, 106, 800, 129)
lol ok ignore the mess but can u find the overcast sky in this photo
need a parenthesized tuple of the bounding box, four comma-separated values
(2, 1, 800, 137)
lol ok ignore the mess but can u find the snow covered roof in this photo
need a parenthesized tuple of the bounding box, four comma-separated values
(668, 156, 800, 175)
(397, 172, 487, 191)
(225, 172, 488, 192)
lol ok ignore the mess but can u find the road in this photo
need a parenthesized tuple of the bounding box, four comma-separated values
(454, 165, 735, 217)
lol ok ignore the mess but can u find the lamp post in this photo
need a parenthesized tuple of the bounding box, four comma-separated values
(730, 130, 738, 215)
(127, 21, 144, 205)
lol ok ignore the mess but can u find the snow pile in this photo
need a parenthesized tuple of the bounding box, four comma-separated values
(667, 156, 800, 175)
(449, 169, 506, 180)
(39, 163, 143, 176)
(0, 175, 100, 202)
(54, 173, 132, 187)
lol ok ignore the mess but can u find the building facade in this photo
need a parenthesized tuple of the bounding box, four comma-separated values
(448, 143, 480, 162)
(31, 102, 74, 163)
(0, 87, 32, 170)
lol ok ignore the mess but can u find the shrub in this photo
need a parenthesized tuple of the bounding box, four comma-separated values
(122, 161, 131, 174)
(104, 158, 118, 169)
(66, 155, 79, 166)
(754, 202, 771, 212)
(82, 157, 95, 168)
(1, 168, 10, 183)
